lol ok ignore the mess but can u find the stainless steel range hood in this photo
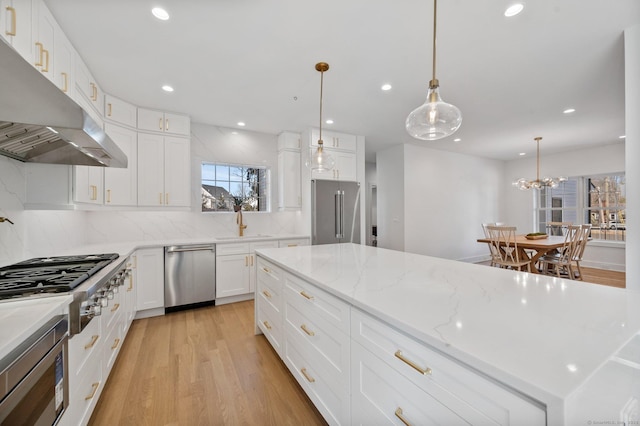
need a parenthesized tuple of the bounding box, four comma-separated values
(0, 40, 127, 167)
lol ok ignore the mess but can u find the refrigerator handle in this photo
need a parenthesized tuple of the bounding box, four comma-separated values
(335, 190, 344, 239)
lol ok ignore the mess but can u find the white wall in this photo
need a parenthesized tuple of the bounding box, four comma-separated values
(376, 145, 405, 251)
(625, 24, 640, 291)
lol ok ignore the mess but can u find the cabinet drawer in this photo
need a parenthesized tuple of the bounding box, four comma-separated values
(257, 268, 282, 313)
(257, 304, 282, 356)
(65, 351, 102, 426)
(351, 309, 546, 425)
(284, 337, 350, 425)
(285, 297, 350, 382)
(257, 258, 281, 289)
(68, 315, 102, 378)
(250, 240, 278, 252)
(102, 314, 123, 377)
(284, 274, 349, 334)
(101, 290, 124, 332)
(278, 238, 309, 248)
(216, 242, 250, 256)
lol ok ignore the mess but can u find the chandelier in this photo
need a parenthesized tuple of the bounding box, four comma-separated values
(307, 62, 335, 172)
(513, 137, 567, 190)
(405, 0, 462, 140)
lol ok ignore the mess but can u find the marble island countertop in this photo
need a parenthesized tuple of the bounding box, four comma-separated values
(255, 243, 640, 423)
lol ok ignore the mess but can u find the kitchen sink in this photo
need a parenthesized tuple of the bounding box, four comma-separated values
(215, 235, 272, 240)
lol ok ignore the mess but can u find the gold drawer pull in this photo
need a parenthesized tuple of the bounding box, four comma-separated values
(107, 103, 112, 116)
(394, 350, 432, 375)
(395, 407, 412, 426)
(84, 335, 99, 350)
(41, 49, 49, 72)
(300, 368, 315, 383)
(262, 290, 272, 299)
(300, 324, 315, 336)
(263, 321, 272, 330)
(34, 42, 43, 66)
(111, 303, 120, 312)
(300, 290, 314, 300)
(85, 382, 100, 400)
(127, 278, 133, 291)
(111, 338, 120, 350)
(6, 6, 16, 36)
(261, 266, 271, 273)
(159, 118, 163, 130)
(61, 72, 68, 92)
(287, 244, 297, 247)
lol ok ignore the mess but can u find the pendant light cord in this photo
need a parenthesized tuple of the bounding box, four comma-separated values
(319, 68, 324, 144)
(432, 0, 438, 84)
(536, 137, 542, 182)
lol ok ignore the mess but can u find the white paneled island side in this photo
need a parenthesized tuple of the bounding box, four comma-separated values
(255, 243, 640, 425)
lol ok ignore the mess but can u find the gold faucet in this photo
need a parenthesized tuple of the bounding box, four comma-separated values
(237, 210, 247, 236)
(0, 217, 14, 225)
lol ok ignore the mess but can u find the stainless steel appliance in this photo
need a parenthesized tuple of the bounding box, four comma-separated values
(0, 253, 127, 336)
(0, 315, 69, 425)
(0, 39, 127, 167)
(311, 180, 361, 245)
(165, 244, 216, 310)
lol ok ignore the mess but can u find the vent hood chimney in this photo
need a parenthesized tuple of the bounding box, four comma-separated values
(0, 39, 127, 168)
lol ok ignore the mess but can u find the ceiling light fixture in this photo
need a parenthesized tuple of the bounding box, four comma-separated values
(381, 84, 392, 91)
(504, 3, 524, 17)
(619, 135, 626, 139)
(307, 62, 335, 173)
(513, 137, 567, 190)
(151, 7, 170, 20)
(406, 0, 462, 141)
(237, 122, 246, 127)
(563, 108, 576, 114)
(162, 85, 174, 92)
(325, 119, 334, 124)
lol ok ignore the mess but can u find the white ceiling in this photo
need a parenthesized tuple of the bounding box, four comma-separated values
(45, 0, 639, 162)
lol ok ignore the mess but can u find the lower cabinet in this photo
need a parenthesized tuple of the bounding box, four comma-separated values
(134, 247, 164, 316)
(216, 241, 278, 301)
(255, 255, 546, 426)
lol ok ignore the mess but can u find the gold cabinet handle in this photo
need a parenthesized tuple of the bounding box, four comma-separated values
(85, 382, 100, 400)
(106, 189, 111, 203)
(89, 82, 96, 100)
(300, 290, 314, 300)
(395, 408, 412, 426)
(250, 255, 254, 266)
(288, 244, 297, 247)
(127, 276, 134, 291)
(111, 338, 120, 350)
(107, 103, 112, 116)
(5, 6, 16, 36)
(261, 267, 271, 273)
(92, 83, 98, 101)
(245, 256, 249, 266)
(300, 368, 315, 383)
(84, 335, 99, 350)
(159, 193, 163, 205)
(394, 350, 432, 375)
(41, 49, 49, 72)
(262, 320, 272, 330)
(110, 303, 120, 312)
(61, 72, 68, 93)
(262, 290, 272, 299)
(34, 42, 43, 66)
(159, 118, 163, 130)
(300, 324, 315, 336)
(165, 118, 169, 131)
(165, 193, 169, 205)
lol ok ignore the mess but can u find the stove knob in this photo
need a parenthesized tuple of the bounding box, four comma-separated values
(100, 296, 109, 307)
(110, 284, 119, 294)
(91, 303, 102, 316)
(106, 289, 114, 299)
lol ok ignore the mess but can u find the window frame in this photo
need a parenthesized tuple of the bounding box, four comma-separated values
(201, 162, 271, 213)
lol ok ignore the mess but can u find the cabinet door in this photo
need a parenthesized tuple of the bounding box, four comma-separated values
(0, 0, 32, 59)
(310, 129, 357, 151)
(75, 58, 103, 115)
(278, 132, 301, 150)
(137, 133, 165, 206)
(163, 112, 190, 136)
(216, 254, 251, 298)
(278, 150, 301, 210)
(104, 123, 137, 206)
(249, 241, 278, 292)
(105, 94, 137, 128)
(73, 165, 103, 204)
(333, 150, 357, 181)
(163, 136, 191, 207)
(137, 108, 165, 133)
(53, 22, 74, 95)
(32, 0, 54, 80)
(135, 248, 164, 311)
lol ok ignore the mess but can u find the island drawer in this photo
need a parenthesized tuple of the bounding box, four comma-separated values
(257, 304, 282, 356)
(351, 308, 546, 425)
(256, 257, 282, 292)
(68, 315, 102, 378)
(284, 273, 350, 334)
(257, 272, 282, 314)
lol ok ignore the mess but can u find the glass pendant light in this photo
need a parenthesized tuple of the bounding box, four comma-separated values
(513, 137, 568, 190)
(406, 0, 462, 140)
(308, 62, 335, 172)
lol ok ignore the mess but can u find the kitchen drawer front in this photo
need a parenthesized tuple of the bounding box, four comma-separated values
(257, 303, 282, 356)
(257, 259, 282, 299)
(249, 240, 278, 252)
(285, 298, 350, 382)
(284, 274, 349, 334)
(102, 312, 124, 377)
(101, 289, 124, 332)
(351, 340, 469, 426)
(64, 351, 103, 426)
(284, 336, 350, 425)
(216, 242, 250, 256)
(278, 238, 309, 248)
(257, 270, 282, 313)
(68, 315, 102, 378)
(351, 309, 546, 425)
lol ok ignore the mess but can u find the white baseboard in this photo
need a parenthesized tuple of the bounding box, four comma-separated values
(216, 293, 254, 306)
(134, 307, 165, 319)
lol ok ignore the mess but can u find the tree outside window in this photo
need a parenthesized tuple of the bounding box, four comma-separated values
(201, 163, 269, 212)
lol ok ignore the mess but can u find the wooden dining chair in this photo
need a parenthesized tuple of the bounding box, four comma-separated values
(546, 221, 573, 236)
(570, 224, 592, 280)
(485, 225, 532, 272)
(539, 225, 582, 279)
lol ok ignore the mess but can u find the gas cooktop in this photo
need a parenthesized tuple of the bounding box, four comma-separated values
(0, 253, 119, 300)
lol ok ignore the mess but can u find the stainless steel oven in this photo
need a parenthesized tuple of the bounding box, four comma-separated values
(0, 315, 69, 425)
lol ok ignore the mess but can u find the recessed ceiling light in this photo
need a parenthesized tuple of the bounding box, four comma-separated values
(325, 119, 334, 124)
(237, 122, 246, 127)
(453, 138, 461, 142)
(151, 7, 170, 20)
(161, 85, 174, 92)
(231, 131, 238, 135)
(504, 3, 524, 17)
(563, 108, 576, 114)
(519, 152, 526, 156)
(619, 135, 626, 139)
(381, 84, 392, 91)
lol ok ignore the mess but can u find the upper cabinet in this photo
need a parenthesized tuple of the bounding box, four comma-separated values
(310, 129, 357, 152)
(307, 129, 359, 182)
(0, 0, 32, 60)
(52, 21, 74, 95)
(31, 0, 54, 81)
(103, 123, 137, 206)
(104, 95, 137, 128)
(138, 108, 190, 136)
(75, 56, 103, 117)
(277, 132, 302, 211)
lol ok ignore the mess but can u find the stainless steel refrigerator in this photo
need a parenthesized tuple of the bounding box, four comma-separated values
(311, 180, 361, 245)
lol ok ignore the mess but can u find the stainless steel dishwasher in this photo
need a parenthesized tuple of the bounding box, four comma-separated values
(164, 244, 216, 311)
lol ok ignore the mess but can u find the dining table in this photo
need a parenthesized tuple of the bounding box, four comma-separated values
(477, 234, 567, 274)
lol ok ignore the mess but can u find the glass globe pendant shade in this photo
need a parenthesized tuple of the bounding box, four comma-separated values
(405, 84, 462, 140)
(309, 143, 335, 173)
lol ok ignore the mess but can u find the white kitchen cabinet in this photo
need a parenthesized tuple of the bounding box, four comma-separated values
(73, 165, 103, 204)
(122, 256, 136, 336)
(216, 241, 279, 300)
(104, 123, 137, 206)
(311, 129, 357, 152)
(135, 247, 164, 314)
(311, 148, 356, 182)
(0, 0, 32, 59)
(256, 257, 284, 355)
(52, 20, 74, 95)
(75, 55, 103, 117)
(137, 133, 190, 207)
(277, 132, 302, 211)
(278, 238, 309, 248)
(138, 108, 190, 136)
(104, 94, 137, 128)
(31, 0, 54, 80)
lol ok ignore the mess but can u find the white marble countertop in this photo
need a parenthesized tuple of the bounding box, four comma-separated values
(255, 243, 640, 422)
(0, 294, 73, 360)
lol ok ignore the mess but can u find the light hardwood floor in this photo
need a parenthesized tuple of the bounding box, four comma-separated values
(89, 301, 326, 426)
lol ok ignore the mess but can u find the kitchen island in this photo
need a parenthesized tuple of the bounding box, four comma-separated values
(255, 243, 640, 425)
